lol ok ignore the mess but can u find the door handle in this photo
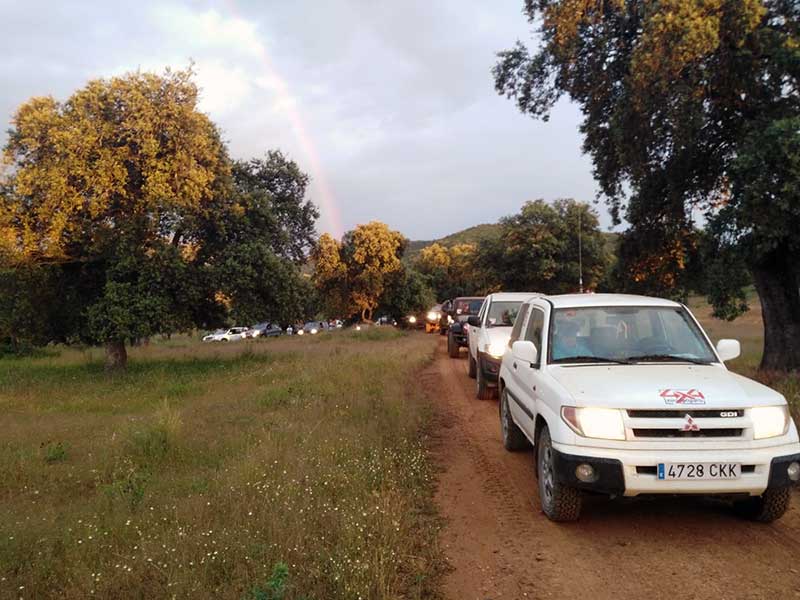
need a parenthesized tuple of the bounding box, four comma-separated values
(513, 362, 518, 370)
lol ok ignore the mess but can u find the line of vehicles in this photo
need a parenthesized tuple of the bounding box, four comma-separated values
(433, 291, 800, 522)
(201, 320, 344, 342)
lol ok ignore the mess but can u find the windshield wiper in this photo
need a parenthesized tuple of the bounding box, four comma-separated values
(552, 355, 633, 365)
(627, 354, 712, 365)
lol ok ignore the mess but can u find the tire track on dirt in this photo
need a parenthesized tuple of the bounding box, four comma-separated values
(430, 337, 800, 600)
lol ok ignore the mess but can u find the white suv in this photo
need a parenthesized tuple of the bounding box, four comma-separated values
(467, 292, 538, 399)
(498, 293, 800, 522)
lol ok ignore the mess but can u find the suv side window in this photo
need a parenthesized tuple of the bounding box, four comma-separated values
(508, 304, 530, 347)
(524, 308, 545, 362)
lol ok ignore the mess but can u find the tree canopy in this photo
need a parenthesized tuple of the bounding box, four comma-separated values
(0, 69, 318, 367)
(313, 222, 407, 321)
(478, 199, 609, 294)
(495, 0, 800, 370)
(414, 242, 486, 300)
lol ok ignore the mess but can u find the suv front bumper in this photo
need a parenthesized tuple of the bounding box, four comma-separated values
(551, 442, 800, 497)
(478, 353, 501, 383)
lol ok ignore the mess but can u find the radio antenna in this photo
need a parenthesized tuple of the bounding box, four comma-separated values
(578, 208, 584, 293)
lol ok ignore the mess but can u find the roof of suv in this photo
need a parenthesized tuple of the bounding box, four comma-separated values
(541, 293, 682, 309)
(486, 292, 541, 302)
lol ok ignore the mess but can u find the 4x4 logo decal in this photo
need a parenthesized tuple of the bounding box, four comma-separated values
(660, 388, 706, 405)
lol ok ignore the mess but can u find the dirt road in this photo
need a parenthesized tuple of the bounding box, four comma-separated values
(428, 338, 800, 600)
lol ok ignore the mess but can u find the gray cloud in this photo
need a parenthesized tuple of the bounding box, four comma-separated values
(0, 0, 606, 239)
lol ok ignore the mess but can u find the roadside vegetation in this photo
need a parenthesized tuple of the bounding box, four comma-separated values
(689, 292, 799, 421)
(0, 330, 441, 599)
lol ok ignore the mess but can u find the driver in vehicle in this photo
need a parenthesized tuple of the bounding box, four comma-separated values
(551, 319, 592, 360)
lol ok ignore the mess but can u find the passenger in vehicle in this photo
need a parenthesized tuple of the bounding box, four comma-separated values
(551, 320, 592, 360)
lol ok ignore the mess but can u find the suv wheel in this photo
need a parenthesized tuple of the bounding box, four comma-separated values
(537, 427, 582, 522)
(476, 358, 493, 400)
(734, 488, 791, 523)
(468, 354, 477, 378)
(448, 333, 460, 358)
(500, 389, 528, 451)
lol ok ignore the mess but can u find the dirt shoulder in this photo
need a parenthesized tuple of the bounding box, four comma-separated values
(428, 338, 800, 600)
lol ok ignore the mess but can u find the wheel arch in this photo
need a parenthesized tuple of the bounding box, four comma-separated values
(533, 413, 549, 462)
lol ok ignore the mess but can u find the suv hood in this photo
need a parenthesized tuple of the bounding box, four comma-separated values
(548, 364, 785, 409)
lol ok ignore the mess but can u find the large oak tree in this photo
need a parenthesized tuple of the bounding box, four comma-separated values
(477, 199, 609, 294)
(495, 0, 800, 370)
(1, 69, 318, 368)
(313, 222, 406, 322)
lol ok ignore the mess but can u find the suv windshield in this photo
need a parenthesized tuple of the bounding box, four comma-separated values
(486, 301, 522, 327)
(454, 299, 483, 315)
(549, 306, 716, 364)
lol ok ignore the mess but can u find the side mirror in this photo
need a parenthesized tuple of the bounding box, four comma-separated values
(467, 315, 481, 327)
(716, 339, 741, 362)
(512, 340, 538, 365)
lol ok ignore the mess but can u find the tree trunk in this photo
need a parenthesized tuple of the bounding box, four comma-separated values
(751, 249, 800, 372)
(105, 339, 128, 371)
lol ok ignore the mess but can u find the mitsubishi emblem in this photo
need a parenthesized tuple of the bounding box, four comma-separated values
(681, 415, 700, 432)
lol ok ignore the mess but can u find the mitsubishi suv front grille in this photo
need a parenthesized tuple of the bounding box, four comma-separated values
(632, 428, 744, 438)
(626, 408, 747, 440)
(627, 409, 744, 419)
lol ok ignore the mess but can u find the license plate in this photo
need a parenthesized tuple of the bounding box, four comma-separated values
(657, 463, 741, 480)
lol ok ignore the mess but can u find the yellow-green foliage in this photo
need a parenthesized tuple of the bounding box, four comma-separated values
(313, 222, 406, 321)
(2, 68, 228, 262)
(0, 331, 441, 599)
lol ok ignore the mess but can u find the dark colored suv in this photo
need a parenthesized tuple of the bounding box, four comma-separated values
(444, 296, 484, 358)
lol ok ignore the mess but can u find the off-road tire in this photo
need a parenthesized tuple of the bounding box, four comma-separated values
(448, 333, 460, 358)
(536, 427, 582, 522)
(468, 354, 477, 378)
(500, 389, 528, 451)
(476, 359, 494, 399)
(734, 487, 791, 523)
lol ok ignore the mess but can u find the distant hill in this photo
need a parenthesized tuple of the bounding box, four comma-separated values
(405, 223, 502, 262)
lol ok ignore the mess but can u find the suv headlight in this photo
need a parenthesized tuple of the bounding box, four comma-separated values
(562, 407, 625, 441)
(484, 342, 505, 359)
(427, 311, 439, 321)
(751, 406, 789, 439)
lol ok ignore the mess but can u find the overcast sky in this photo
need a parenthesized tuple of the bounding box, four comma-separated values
(0, 0, 606, 239)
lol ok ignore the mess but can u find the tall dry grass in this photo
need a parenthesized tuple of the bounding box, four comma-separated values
(0, 330, 441, 599)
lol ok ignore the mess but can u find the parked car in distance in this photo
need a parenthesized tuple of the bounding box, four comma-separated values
(303, 321, 331, 335)
(467, 292, 538, 399)
(446, 296, 485, 358)
(202, 327, 249, 342)
(248, 322, 283, 338)
(498, 293, 800, 522)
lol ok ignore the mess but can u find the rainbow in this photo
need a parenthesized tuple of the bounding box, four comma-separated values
(224, 0, 343, 238)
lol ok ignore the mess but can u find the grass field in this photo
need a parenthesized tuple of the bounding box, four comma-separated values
(0, 329, 441, 599)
